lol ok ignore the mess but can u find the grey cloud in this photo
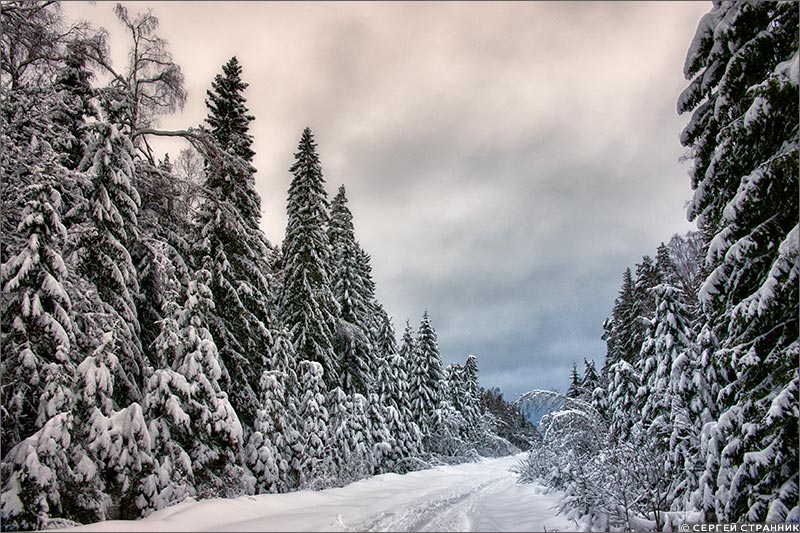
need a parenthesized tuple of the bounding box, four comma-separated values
(61, 0, 711, 400)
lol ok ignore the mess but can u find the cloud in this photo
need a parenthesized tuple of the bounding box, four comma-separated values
(61, 1, 710, 399)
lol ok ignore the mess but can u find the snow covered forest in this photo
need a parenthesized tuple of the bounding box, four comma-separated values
(516, 2, 799, 530)
(1, 1, 798, 532)
(0, 2, 535, 530)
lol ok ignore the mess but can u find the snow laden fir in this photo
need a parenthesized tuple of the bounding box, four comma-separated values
(0, 3, 532, 530)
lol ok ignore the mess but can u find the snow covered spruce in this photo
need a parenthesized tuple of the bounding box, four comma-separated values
(0, 3, 531, 530)
(516, 2, 798, 530)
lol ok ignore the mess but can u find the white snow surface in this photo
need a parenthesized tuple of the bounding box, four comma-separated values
(62, 454, 574, 532)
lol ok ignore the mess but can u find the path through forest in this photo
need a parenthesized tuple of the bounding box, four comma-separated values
(65, 454, 575, 532)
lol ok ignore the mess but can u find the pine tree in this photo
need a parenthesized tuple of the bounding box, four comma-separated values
(205, 57, 255, 166)
(408, 311, 445, 435)
(328, 185, 371, 328)
(295, 361, 332, 489)
(51, 40, 97, 172)
(459, 355, 483, 438)
(634, 284, 696, 514)
(394, 320, 419, 421)
(344, 393, 371, 479)
(679, 1, 798, 522)
(194, 57, 274, 431)
(1, 177, 75, 449)
(142, 367, 196, 512)
(655, 242, 676, 284)
(280, 128, 340, 387)
(607, 358, 640, 442)
(133, 153, 192, 379)
(326, 386, 352, 480)
(329, 185, 378, 394)
(174, 269, 246, 499)
(245, 371, 296, 494)
(376, 312, 399, 361)
(669, 324, 716, 511)
(357, 248, 382, 345)
(143, 269, 247, 507)
(690, 325, 725, 521)
(637, 284, 695, 437)
(566, 363, 582, 399)
(365, 392, 392, 474)
(77, 122, 144, 406)
(601, 268, 637, 379)
(581, 359, 600, 398)
(630, 256, 660, 361)
(68, 332, 156, 522)
(376, 316, 421, 466)
(446, 363, 466, 415)
(0, 413, 74, 531)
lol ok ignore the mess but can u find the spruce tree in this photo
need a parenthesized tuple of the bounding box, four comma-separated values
(459, 355, 483, 438)
(408, 311, 445, 435)
(566, 363, 582, 399)
(245, 371, 296, 494)
(601, 268, 637, 379)
(1, 179, 75, 449)
(328, 185, 378, 393)
(635, 283, 696, 502)
(51, 41, 97, 172)
(295, 360, 332, 489)
(679, 1, 798, 522)
(607, 358, 640, 442)
(326, 386, 353, 480)
(581, 359, 600, 397)
(280, 128, 340, 387)
(194, 57, 275, 431)
(133, 153, 193, 378)
(328, 185, 372, 328)
(637, 285, 695, 435)
(376, 316, 421, 465)
(690, 325, 725, 521)
(77, 122, 144, 405)
(365, 392, 392, 474)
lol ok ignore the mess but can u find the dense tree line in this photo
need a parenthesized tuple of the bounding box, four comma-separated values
(518, 2, 798, 529)
(0, 3, 526, 529)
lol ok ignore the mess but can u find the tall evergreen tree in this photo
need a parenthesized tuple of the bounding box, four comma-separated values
(51, 40, 97, 173)
(601, 268, 637, 379)
(566, 363, 582, 399)
(328, 185, 378, 393)
(679, 1, 798, 522)
(636, 283, 696, 487)
(77, 122, 144, 405)
(581, 359, 600, 396)
(245, 370, 297, 494)
(458, 355, 483, 437)
(375, 315, 421, 465)
(408, 311, 445, 433)
(1, 177, 75, 449)
(194, 57, 274, 431)
(328, 185, 372, 328)
(145, 269, 246, 503)
(295, 361, 332, 489)
(280, 128, 340, 387)
(204, 57, 255, 166)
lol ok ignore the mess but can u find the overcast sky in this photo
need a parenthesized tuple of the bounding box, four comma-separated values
(63, 1, 710, 400)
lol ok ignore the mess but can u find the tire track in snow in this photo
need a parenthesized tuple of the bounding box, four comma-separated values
(343, 475, 508, 532)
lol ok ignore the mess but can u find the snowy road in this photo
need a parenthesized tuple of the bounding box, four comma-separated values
(66, 454, 575, 532)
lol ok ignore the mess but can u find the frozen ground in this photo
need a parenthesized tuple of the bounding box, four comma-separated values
(64, 454, 575, 532)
